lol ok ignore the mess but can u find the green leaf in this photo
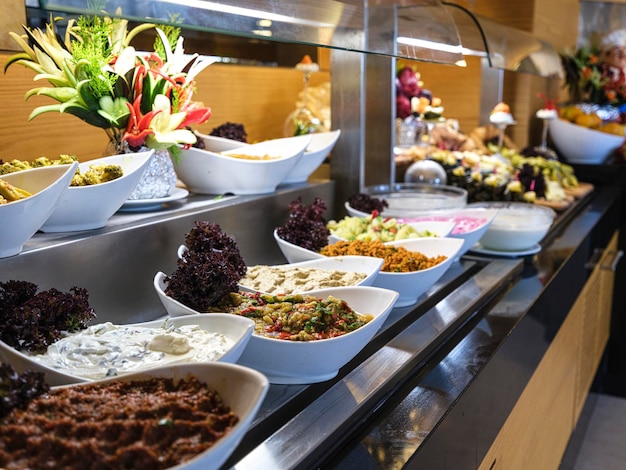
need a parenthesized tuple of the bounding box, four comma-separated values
(76, 79, 100, 110)
(62, 103, 111, 128)
(25, 86, 78, 103)
(3, 53, 34, 74)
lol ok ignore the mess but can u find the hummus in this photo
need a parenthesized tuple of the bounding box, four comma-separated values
(240, 265, 367, 294)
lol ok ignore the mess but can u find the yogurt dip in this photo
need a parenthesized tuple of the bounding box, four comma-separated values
(32, 320, 233, 380)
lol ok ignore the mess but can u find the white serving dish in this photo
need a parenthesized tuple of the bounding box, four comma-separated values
(51, 362, 269, 470)
(196, 132, 251, 153)
(398, 208, 499, 257)
(40, 151, 154, 232)
(0, 162, 77, 257)
(327, 219, 455, 245)
(175, 135, 311, 195)
(549, 118, 624, 164)
(282, 130, 341, 183)
(0, 313, 255, 386)
(152, 278, 398, 384)
(468, 202, 556, 251)
(274, 231, 464, 307)
(345, 183, 468, 218)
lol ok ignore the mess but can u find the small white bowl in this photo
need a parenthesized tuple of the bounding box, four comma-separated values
(176, 135, 311, 195)
(0, 313, 254, 386)
(282, 130, 341, 183)
(51, 362, 269, 470)
(549, 118, 624, 164)
(0, 162, 77, 257)
(371, 237, 464, 307)
(39, 151, 154, 232)
(468, 202, 555, 251)
(196, 132, 250, 153)
(327, 219, 455, 245)
(274, 231, 464, 307)
(398, 208, 499, 257)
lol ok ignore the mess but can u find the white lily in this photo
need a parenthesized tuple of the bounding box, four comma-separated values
(145, 94, 196, 150)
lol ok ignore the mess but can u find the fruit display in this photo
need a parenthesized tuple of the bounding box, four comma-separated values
(558, 104, 626, 136)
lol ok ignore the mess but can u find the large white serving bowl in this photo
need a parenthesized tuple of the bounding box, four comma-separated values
(176, 135, 311, 195)
(39, 151, 154, 232)
(371, 237, 464, 307)
(327, 219, 455, 245)
(468, 202, 556, 251)
(549, 118, 625, 164)
(236, 285, 398, 384)
(0, 162, 77, 257)
(0, 313, 255, 386)
(398, 208, 499, 258)
(50, 362, 269, 470)
(152, 277, 398, 383)
(282, 130, 341, 183)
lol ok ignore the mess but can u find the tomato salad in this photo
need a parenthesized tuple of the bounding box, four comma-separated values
(226, 291, 373, 341)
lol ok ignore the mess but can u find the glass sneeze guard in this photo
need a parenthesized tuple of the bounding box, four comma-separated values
(38, 0, 465, 65)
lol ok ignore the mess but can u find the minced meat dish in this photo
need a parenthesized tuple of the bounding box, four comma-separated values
(0, 376, 238, 470)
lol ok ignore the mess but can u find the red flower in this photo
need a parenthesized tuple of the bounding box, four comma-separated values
(122, 95, 160, 148)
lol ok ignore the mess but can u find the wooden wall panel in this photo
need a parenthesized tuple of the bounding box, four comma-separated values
(400, 56, 483, 135)
(0, 53, 329, 162)
(0, 0, 26, 51)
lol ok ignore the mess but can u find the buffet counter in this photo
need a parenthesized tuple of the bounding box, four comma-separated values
(0, 179, 621, 470)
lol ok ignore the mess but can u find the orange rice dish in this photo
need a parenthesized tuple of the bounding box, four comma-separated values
(320, 240, 447, 273)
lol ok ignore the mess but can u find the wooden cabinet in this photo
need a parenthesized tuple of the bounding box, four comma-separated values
(479, 231, 620, 470)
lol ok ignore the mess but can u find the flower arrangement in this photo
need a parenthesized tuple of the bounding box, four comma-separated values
(560, 43, 626, 107)
(4, 9, 213, 158)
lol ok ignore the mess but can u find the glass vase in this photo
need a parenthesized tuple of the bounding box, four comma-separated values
(127, 148, 177, 200)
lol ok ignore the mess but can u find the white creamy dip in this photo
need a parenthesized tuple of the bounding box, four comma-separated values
(32, 321, 233, 380)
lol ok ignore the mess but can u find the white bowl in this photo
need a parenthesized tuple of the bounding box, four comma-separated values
(327, 219, 455, 245)
(0, 313, 255, 386)
(549, 118, 624, 164)
(49, 362, 268, 470)
(152, 277, 398, 384)
(39, 151, 154, 232)
(274, 231, 464, 307)
(237, 286, 398, 383)
(175, 135, 311, 195)
(282, 130, 341, 183)
(398, 208, 499, 257)
(371, 237, 464, 307)
(0, 162, 77, 257)
(274, 229, 326, 263)
(196, 132, 251, 153)
(468, 202, 556, 251)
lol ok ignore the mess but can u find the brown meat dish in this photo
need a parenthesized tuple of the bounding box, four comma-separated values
(0, 376, 238, 470)
(320, 240, 447, 272)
